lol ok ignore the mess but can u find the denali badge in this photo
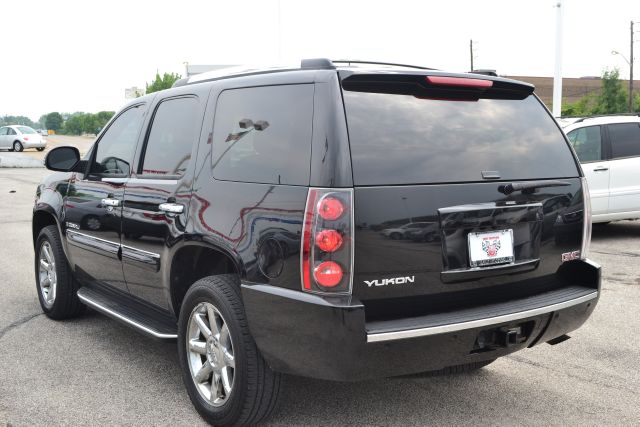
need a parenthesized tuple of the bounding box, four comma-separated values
(66, 222, 80, 230)
(561, 251, 581, 262)
(365, 276, 415, 287)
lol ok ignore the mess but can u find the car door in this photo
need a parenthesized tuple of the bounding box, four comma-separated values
(120, 91, 207, 308)
(6, 127, 18, 148)
(606, 122, 640, 214)
(64, 103, 147, 292)
(0, 127, 8, 148)
(566, 125, 609, 215)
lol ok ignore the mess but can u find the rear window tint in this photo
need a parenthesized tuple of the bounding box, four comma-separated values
(211, 85, 313, 185)
(343, 92, 579, 185)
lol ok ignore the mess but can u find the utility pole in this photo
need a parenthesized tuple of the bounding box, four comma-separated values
(629, 21, 634, 112)
(552, 1, 564, 117)
(470, 39, 474, 71)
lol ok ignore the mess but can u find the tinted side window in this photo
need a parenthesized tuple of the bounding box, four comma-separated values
(91, 105, 144, 176)
(211, 85, 313, 185)
(566, 126, 602, 162)
(0, 128, 7, 136)
(609, 122, 640, 159)
(140, 97, 200, 177)
(7, 128, 16, 135)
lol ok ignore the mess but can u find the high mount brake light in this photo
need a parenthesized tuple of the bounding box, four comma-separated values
(301, 188, 353, 294)
(425, 76, 493, 88)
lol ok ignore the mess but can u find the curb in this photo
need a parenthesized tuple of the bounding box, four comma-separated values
(0, 155, 45, 168)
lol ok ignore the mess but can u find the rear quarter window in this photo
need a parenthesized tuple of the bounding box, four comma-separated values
(343, 92, 580, 185)
(608, 122, 640, 159)
(211, 84, 314, 185)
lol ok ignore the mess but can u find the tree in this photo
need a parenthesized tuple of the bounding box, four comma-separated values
(560, 68, 629, 117)
(145, 71, 182, 94)
(0, 115, 36, 127)
(45, 112, 63, 131)
(37, 114, 48, 129)
(591, 68, 628, 114)
(63, 114, 85, 135)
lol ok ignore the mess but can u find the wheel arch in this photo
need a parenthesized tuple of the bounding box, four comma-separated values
(32, 207, 61, 247)
(169, 241, 244, 317)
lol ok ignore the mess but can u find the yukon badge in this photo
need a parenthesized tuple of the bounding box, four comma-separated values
(365, 276, 415, 287)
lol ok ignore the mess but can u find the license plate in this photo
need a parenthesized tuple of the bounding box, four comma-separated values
(468, 229, 514, 267)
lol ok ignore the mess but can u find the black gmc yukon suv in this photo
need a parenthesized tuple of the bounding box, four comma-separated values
(33, 59, 600, 426)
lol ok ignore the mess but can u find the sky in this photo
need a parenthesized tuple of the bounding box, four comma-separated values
(1, 0, 639, 121)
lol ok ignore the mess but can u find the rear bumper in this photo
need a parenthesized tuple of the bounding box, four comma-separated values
(23, 141, 46, 149)
(242, 259, 600, 381)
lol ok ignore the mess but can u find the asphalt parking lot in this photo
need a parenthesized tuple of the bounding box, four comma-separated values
(0, 167, 638, 426)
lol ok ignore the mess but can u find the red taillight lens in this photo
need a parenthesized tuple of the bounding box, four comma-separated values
(425, 75, 493, 88)
(313, 261, 343, 288)
(300, 188, 353, 294)
(315, 229, 343, 252)
(23, 137, 29, 141)
(317, 196, 344, 220)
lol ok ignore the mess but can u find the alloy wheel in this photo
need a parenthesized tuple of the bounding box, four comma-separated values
(186, 302, 235, 407)
(38, 241, 57, 308)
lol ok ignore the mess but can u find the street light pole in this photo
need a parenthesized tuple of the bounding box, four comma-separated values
(630, 21, 634, 112)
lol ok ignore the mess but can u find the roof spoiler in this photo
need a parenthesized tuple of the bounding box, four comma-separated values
(341, 73, 534, 101)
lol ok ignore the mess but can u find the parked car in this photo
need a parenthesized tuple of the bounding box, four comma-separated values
(405, 222, 440, 242)
(0, 125, 46, 152)
(33, 59, 600, 426)
(380, 221, 434, 240)
(563, 115, 640, 223)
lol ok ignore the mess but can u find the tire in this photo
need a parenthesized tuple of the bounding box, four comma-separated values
(34, 225, 85, 320)
(178, 275, 282, 426)
(36, 147, 45, 152)
(13, 141, 23, 152)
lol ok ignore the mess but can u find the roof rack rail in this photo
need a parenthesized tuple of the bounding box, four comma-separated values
(331, 60, 436, 70)
(567, 112, 640, 123)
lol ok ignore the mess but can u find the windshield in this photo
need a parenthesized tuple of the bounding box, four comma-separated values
(17, 126, 37, 134)
(343, 92, 580, 186)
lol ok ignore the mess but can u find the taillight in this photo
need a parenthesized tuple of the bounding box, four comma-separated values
(23, 137, 29, 141)
(580, 177, 592, 259)
(301, 188, 353, 294)
(315, 229, 343, 252)
(313, 261, 343, 287)
(318, 196, 344, 220)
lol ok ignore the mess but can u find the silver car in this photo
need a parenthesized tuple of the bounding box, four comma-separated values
(0, 125, 47, 152)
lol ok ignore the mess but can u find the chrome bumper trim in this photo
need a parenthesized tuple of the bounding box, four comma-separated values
(366, 291, 598, 343)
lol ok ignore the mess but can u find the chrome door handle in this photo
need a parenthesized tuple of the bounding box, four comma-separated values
(159, 203, 184, 214)
(593, 167, 608, 172)
(101, 198, 121, 207)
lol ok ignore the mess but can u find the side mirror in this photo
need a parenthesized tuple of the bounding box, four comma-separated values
(44, 146, 81, 172)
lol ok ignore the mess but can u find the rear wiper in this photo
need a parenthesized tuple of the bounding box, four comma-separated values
(498, 180, 571, 195)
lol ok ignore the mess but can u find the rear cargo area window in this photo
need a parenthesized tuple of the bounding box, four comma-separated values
(342, 92, 579, 185)
(211, 85, 313, 185)
(608, 122, 640, 159)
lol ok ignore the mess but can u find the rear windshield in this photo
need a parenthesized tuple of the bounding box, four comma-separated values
(343, 91, 579, 185)
(17, 126, 37, 134)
